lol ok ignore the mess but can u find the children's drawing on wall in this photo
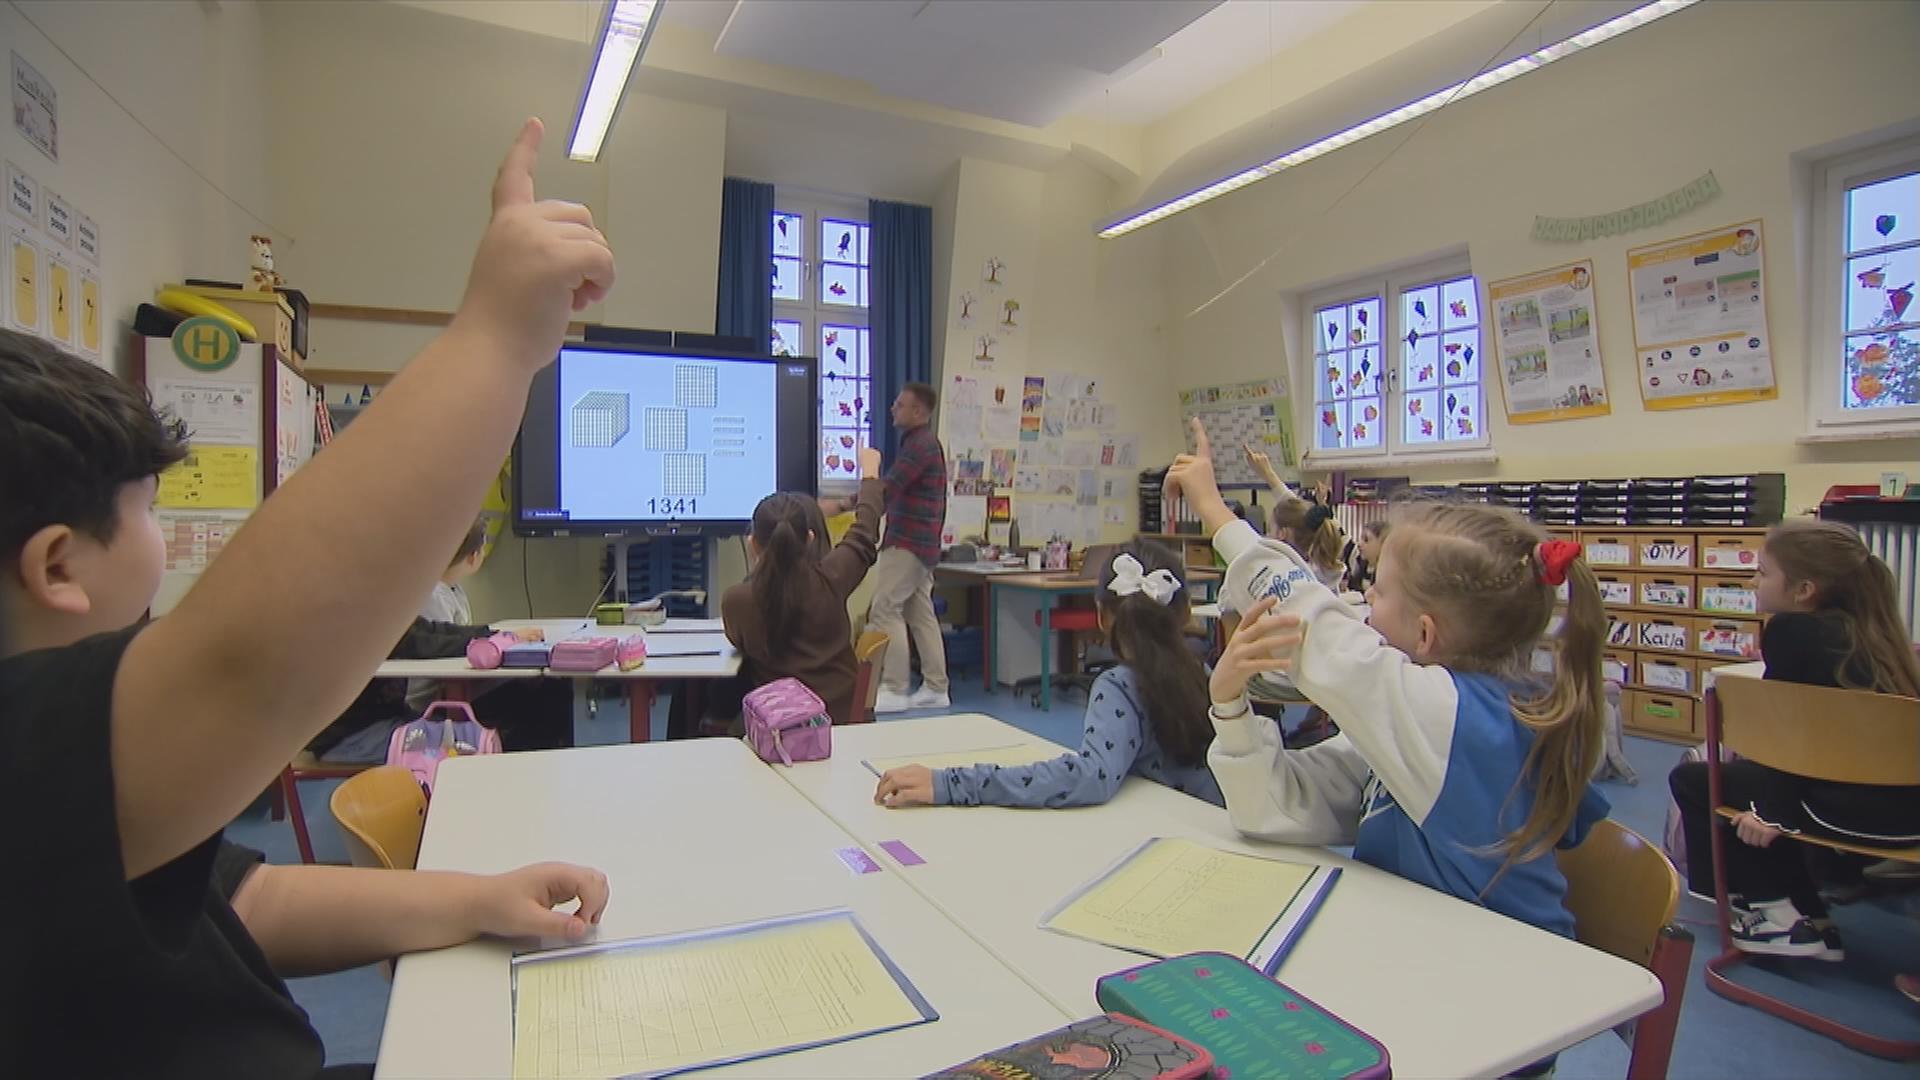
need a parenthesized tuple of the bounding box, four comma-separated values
(956, 291, 976, 328)
(974, 333, 996, 365)
(982, 256, 1006, 289)
(999, 298, 1021, 332)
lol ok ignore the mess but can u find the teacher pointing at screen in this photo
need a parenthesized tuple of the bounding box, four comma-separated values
(827, 383, 949, 713)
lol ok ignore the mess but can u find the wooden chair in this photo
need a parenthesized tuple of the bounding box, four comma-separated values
(1703, 676, 1920, 1060)
(850, 630, 889, 723)
(1556, 819, 1694, 1080)
(329, 765, 429, 871)
(273, 753, 377, 864)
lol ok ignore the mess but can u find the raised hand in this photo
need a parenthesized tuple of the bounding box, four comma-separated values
(1165, 417, 1231, 531)
(1209, 596, 1304, 703)
(454, 119, 617, 370)
(859, 446, 883, 479)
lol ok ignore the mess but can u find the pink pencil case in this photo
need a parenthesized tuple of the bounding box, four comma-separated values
(501, 641, 551, 668)
(549, 635, 618, 672)
(616, 636, 647, 671)
(466, 630, 522, 670)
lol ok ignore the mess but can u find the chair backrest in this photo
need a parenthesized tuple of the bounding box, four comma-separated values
(1713, 677, 1920, 786)
(1556, 819, 1678, 969)
(852, 629, 889, 722)
(329, 765, 428, 870)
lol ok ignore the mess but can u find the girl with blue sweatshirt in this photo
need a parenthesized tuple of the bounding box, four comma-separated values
(873, 539, 1224, 809)
(1166, 420, 1608, 942)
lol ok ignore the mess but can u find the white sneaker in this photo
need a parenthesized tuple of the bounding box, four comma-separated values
(908, 687, 950, 710)
(875, 689, 915, 714)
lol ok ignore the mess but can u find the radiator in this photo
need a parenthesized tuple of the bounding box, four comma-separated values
(1857, 520, 1920, 645)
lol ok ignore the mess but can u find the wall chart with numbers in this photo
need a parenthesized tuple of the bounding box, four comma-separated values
(1178, 377, 1295, 486)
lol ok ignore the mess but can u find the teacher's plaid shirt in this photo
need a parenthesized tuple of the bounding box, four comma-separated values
(882, 425, 947, 566)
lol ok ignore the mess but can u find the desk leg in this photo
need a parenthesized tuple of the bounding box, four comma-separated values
(628, 680, 654, 743)
(987, 582, 1000, 694)
(1039, 598, 1053, 712)
(979, 583, 992, 693)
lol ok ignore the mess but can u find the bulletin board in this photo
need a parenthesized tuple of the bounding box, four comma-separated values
(1178, 377, 1295, 486)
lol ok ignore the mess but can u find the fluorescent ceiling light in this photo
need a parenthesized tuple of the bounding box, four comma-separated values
(1099, 0, 1699, 238)
(569, 0, 663, 162)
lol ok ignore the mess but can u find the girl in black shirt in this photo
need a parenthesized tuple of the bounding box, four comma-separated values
(1669, 521, 1920, 962)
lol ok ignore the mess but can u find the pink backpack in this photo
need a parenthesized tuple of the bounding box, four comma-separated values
(386, 700, 502, 794)
(743, 678, 832, 766)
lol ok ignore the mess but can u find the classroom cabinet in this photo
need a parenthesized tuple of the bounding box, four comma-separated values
(1552, 526, 1767, 743)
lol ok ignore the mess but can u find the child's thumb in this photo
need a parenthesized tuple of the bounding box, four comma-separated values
(522, 903, 590, 940)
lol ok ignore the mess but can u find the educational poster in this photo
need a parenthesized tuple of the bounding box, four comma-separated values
(273, 360, 317, 487)
(153, 509, 249, 616)
(12, 52, 57, 162)
(1628, 219, 1778, 410)
(157, 445, 259, 509)
(151, 377, 260, 444)
(8, 225, 39, 332)
(77, 268, 100, 356)
(45, 252, 71, 344)
(1178, 378, 1293, 484)
(1488, 260, 1611, 423)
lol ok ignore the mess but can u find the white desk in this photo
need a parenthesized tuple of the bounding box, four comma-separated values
(373, 619, 742, 741)
(777, 714, 1664, 1079)
(377, 738, 1070, 1078)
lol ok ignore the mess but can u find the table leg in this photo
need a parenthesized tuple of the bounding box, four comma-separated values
(628, 679, 654, 743)
(1039, 598, 1053, 712)
(987, 581, 1000, 694)
(978, 583, 992, 693)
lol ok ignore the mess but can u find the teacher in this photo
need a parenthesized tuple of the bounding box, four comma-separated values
(865, 382, 949, 713)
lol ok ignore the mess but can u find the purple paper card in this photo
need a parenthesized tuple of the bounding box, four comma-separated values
(879, 840, 925, 866)
(835, 846, 882, 875)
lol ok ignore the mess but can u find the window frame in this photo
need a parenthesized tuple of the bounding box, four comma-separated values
(772, 192, 872, 487)
(1301, 255, 1494, 468)
(1807, 135, 1920, 436)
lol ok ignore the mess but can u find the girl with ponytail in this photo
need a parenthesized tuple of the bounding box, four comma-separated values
(1244, 443, 1347, 589)
(874, 538, 1222, 809)
(1167, 419, 1610, 957)
(1668, 520, 1920, 962)
(719, 447, 885, 727)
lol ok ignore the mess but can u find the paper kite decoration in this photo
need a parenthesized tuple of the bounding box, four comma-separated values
(1364, 404, 1378, 422)
(1321, 410, 1337, 427)
(1859, 268, 1886, 289)
(829, 282, 848, 297)
(1876, 214, 1897, 237)
(1418, 364, 1434, 382)
(1352, 423, 1367, 440)
(1350, 329, 1365, 344)
(1447, 360, 1462, 378)
(838, 231, 852, 257)
(1327, 322, 1339, 343)
(1450, 299, 1468, 319)
(825, 329, 839, 346)
(1890, 285, 1913, 319)
(835, 347, 848, 364)
(1412, 300, 1427, 321)
(1405, 329, 1421, 348)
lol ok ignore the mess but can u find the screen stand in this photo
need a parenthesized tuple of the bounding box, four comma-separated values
(613, 537, 634, 603)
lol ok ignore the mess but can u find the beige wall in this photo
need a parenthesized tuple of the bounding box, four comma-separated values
(1, 1, 273, 374)
(263, 0, 727, 621)
(1161, 0, 1920, 511)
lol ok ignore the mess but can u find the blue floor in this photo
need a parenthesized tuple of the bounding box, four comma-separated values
(233, 679, 1918, 1076)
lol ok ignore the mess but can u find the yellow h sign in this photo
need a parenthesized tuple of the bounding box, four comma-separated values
(172, 316, 241, 372)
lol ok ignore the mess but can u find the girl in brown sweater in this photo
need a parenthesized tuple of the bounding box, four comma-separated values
(721, 447, 885, 726)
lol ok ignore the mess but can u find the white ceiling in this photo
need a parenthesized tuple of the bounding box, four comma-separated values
(709, 0, 1223, 127)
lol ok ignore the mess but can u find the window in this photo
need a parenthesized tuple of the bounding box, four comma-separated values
(770, 198, 872, 483)
(1811, 137, 1920, 434)
(1306, 260, 1489, 463)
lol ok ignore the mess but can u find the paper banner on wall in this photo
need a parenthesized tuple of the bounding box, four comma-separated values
(1488, 260, 1611, 424)
(1628, 220, 1777, 410)
(157, 445, 259, 509)
(1177, 378, 1293, 483)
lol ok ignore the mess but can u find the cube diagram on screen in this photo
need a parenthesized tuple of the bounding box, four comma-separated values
(555, 351, 778, 523)
(571, 391, 631, 449)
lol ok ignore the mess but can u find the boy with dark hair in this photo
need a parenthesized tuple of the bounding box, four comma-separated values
(0, 119, 613, 1077)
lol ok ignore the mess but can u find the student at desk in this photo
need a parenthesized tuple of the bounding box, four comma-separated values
(0, 120, 614, 1077)
(875, 540, 1223, 809)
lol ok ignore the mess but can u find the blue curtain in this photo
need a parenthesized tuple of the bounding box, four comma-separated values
(715, 177, 774, 346)
(868, 198, 934, 456)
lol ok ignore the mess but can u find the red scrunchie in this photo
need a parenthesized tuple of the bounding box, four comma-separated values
(1537, 539, 1582, 587)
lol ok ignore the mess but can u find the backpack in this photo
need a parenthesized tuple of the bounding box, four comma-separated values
(743, 678, 832, 766)
(386, 700, 502, 794)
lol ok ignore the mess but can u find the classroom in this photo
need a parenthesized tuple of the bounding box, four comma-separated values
(2, 0, 1918, 1077)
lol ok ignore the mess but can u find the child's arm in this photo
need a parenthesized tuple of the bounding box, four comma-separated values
(392, 617, 495, 660)
(876, 669, 1140, 809)
(110, 119, 615, 878)
(1171, 422, 1459, 831)
(1243, 442, 1301, 510)
(229, 855, 610, 978)
(821, 450, 885, 595)
(1206, 710, 1372, 844)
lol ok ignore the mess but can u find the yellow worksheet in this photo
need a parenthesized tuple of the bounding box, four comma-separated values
(157, 445, 258, 509)
(862, 743, 1062, 777)
(1042, 837, 1335, 964)
(511, 910, 935, 1079)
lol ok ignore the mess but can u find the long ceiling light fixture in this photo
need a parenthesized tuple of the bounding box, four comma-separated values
(568, 0, 664, 162)
(1098, 0, 1699, 239)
